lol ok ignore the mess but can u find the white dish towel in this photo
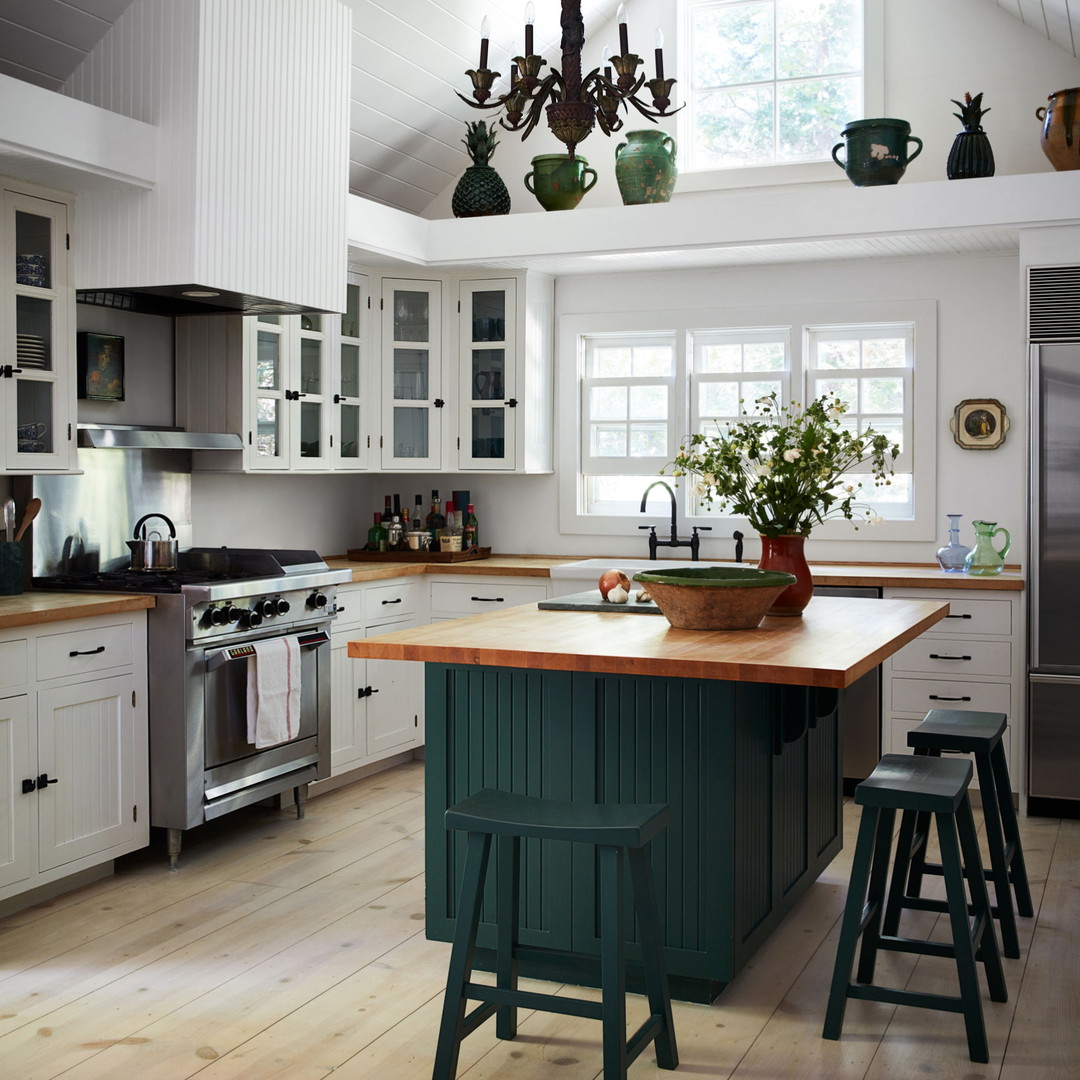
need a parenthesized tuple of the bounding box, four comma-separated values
(246, 637, 301, 748)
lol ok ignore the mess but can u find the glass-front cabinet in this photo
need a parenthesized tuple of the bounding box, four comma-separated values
(334, 273, 371, 469)
(381, 278, 442, 470)
(2, 182, 76, 472)
(458, 278, 517, 470)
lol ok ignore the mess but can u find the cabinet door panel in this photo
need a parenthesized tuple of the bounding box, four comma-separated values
(0, 696, 33, 890)
(365, 617, 423, 756)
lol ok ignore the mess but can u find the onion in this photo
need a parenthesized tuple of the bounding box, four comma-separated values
(598, 569, 632, 599)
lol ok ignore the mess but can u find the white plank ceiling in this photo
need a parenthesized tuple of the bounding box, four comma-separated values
(0, 0, 1074, 225)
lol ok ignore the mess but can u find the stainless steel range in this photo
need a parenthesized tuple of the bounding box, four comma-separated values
(35, 547, 350, 867)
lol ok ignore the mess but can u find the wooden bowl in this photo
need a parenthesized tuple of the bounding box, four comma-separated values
(632, 566, 798, 630)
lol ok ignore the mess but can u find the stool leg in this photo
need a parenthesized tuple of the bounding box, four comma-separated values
(598, 844, 629, 1080)
(433, 830, 492, 1080)
(627, 846, 678, 1070)
(881, 805, 920, 938)
(936, 809, 989, 1064)
(823, 806, 879, 1041)
(991, 740, 1034, 919)
(955, 796, 1008, 1005)
(856, 806, 896, 985)
(973, 750, 1020, 959)
(495, 833, 520, 1039)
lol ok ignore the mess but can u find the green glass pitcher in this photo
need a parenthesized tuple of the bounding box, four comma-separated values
(964, 519, 1010, 575)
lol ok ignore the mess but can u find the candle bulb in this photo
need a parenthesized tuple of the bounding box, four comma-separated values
(602, 45, 612, 83)
(617, 3, 629, 54)
(524, 1, 534, 55)
(654, 26, 664, 80)
(479, 15, 490, 69)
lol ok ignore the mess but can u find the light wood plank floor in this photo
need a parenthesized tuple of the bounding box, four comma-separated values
(0, 759, 1076, 1080)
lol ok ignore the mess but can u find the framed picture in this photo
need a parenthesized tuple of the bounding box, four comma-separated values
(950, 398, 1009, 450)
(77, 332, 125, 401)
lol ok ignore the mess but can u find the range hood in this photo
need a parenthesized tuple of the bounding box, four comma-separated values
(78, 424, 242, 451)
(77, 287, 330, 319)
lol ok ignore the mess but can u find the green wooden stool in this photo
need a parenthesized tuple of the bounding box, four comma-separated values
(823, 754, 1007, 1064)
(882, 708, 1033, 959)
(432, 789, 679, 1080)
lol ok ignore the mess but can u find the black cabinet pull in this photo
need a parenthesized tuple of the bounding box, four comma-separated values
(357, 686, 381, 698)
(945, 613, 973, 619)
(471, 596, 504, 602)
(928, 653, 972, 661)
(37, 773, 59, 787)
(334, 394, 353, 404)
(434, 398, 445, 408)
(381, 597, 403, 605)
(69, 645, 105, 657)
(507, 398, 518, 407)
(929, 694, 972, 702)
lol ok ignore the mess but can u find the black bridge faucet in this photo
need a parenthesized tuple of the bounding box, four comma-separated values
(638, 480, 711, 560)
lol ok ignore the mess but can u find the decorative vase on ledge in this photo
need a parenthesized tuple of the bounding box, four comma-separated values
(451, 121, 512, 218)
(947, 92, 995, 180)
(757, 534, 814, 616)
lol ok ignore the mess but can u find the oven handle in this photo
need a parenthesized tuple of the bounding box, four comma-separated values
(205, 630, 330, 672)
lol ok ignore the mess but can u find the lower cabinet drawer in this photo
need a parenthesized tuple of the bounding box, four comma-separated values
(430, 581, 548, 615)
(891, 677, 1011, 716)
(900, 595, 1013, 636)
(363, 580, 421, 622)
(0, 638, 28, 689)
(36, 622, 133, 681)
(890, 637, 1011, 677)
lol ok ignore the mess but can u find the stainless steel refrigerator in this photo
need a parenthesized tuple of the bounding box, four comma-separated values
(1029, 343, 1080, 801)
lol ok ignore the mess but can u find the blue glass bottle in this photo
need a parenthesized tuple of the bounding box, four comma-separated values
(936, 514, 971, 572)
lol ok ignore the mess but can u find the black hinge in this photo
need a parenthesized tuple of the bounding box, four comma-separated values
(330, 434, 334, 448)
(367, 435, 371, 448)
(380, 435, 384, 448)
(133, 805, 138, 823)
(248, 431, 253, 445)
(414, 715, 418, 727)
(434, 398, 445, 408)
(457, 437, 460, 450)
(367, 296, 371, 308)
(507, 398, 518, 408)
(66, 233, 70, 250)
(68, 422, 73, 439)
(380, 298, 384, 309)
(457, 300, 461, 312)
(132, 690, 136, 707)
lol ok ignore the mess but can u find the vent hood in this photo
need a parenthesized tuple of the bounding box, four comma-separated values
(78, 424, 242, 451)
(76, 287, 329, 318)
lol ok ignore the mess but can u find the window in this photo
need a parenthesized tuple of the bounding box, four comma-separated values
(679, 0, 865, 172)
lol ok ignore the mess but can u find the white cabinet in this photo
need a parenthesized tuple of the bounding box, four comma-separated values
(428, 575, 550, 622)
(1, 178, 76, 473)
(882, 588, 1025, 794)
(329, 580, 426, 777)
(0, 612, 149, 906)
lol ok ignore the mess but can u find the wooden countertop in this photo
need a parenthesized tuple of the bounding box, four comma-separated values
(0, 592, 155, 631)
(324, 556, 576, 582)
(347, 594, 949, 689)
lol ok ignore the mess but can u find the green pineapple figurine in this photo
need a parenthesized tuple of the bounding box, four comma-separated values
(946, 92, 995, 179)
(452, 121, 512, 217)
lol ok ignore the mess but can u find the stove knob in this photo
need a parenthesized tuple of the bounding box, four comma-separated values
(275, 597, 291, 616)
(208, 606, 229, 627)
(307, 591, 328, 610)
(254, 598, 276, 619)
(241, 609, 263, 629)
(224, 605, 243, 624)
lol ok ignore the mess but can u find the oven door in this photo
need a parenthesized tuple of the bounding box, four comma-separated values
(199, 626, 331, 813)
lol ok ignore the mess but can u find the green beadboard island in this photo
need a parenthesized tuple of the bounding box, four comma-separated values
(348, 595, 948, 1002)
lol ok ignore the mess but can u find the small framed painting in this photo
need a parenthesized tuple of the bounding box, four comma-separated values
(950, 398, 1009, 450)
(77, 332, 125, 401)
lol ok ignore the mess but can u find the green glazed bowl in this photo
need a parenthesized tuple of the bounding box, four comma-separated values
(632, 566, 797, 630)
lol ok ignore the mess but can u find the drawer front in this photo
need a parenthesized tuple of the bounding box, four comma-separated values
(430, 580, 548, 615)
(906, 595, 1013, 636)
(0, 638, 28, 689)
(891, 677, 1011, 716)
(891, 637, 1011, 677)
(36, 622, 134, 681)
(331, 584, 366, 631)
(363, 580, 421, 622)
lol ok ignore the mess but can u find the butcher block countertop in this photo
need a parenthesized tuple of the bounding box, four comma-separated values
(348, 594, 949, 689)
(0, 592, 155, 631)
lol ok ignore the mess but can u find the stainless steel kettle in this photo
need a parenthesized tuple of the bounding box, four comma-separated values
(127, 513, 178, 571)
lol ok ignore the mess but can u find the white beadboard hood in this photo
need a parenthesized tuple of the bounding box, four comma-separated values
(65, 0, 350, 315)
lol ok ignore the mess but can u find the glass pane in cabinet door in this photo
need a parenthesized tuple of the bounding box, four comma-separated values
(300, 338, 322, 394)
(16, 296, 53, 372)
(471, 349, 505, 401)
(301, 313, 321, 332)
(393, 290, 429, 342)
(471, 407, 505, 460)
(15, 211, 52, 290)
(256, 331, 280, 389)
(16, 380, 54, 455)
(256, 398, 281, 458)
(393, 349, 428, 399)
(299, 401, 322, 458)
(342, 284, 360, 339)
(393, 407, 428, 458)
(257, 314, 280, 324)
(340, 404, 360, 460)
(471, 290, 505, 341)
(340, 343, 360, 398)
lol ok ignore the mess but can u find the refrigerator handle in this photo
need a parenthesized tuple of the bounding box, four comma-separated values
(1029, 341, 1041, 669)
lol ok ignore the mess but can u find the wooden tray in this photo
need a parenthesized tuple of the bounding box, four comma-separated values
(345, 546, 491, 564)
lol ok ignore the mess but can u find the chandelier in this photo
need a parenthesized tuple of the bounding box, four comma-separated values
(460, 1, 679, 158)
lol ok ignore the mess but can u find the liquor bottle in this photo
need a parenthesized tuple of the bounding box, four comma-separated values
(368, 512, 388, 553)
(401, 505, 410, 533)
(382, 495, 393, 523)
(426, 490, 445, 543)
(464, 503, 479, 549)
(392, 493, 401, 519)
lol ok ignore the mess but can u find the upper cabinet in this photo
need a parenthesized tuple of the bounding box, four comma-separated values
(1, 179, 76, 474)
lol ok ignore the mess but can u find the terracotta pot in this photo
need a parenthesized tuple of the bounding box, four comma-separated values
(757, 534, 814, 616)
(1036, 88, 1080, 171)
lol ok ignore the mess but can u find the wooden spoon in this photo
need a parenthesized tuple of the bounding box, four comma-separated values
(14, 497, 41, 543)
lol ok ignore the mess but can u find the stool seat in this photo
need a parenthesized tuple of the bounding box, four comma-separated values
(855, 754, 973, 814)
(907, 708, 1007, 753)
(445, 789, 670, 847)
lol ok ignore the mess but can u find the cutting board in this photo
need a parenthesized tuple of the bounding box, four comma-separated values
(537, 589, 662, 614)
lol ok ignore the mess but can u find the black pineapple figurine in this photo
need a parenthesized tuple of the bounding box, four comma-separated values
(947, 92, 995, 179)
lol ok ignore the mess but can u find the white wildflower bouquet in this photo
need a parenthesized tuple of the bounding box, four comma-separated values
(668, 393, 899, 538)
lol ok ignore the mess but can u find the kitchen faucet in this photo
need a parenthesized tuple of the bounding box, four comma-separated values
(638, 480, 711, 560)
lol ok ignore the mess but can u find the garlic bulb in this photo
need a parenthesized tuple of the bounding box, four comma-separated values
(636, 587, 653, 603)
(606, 584, 630, 604)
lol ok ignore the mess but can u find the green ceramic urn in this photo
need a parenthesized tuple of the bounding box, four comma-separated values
(614, 129, 678, 205)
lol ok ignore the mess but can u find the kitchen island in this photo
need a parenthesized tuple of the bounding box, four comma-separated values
(348, 595, 948, 1002)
